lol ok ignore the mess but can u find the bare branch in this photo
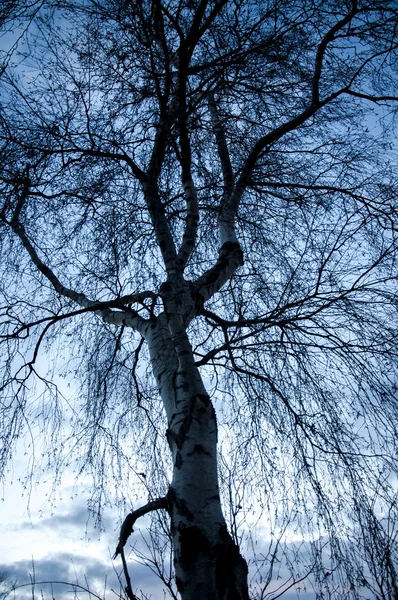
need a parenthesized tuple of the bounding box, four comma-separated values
(113, 497, 169, 560)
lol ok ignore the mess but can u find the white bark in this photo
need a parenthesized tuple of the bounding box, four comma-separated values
(175, 177, 199, 269)
(145, 313, 179, 422)
(145, 311, 249, 599)
(193, 241, 244, 307)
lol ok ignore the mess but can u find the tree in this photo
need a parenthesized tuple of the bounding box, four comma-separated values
(347, 492, 398, 599)
(1, 0, 398, 598)
(0, 571, 12, 600)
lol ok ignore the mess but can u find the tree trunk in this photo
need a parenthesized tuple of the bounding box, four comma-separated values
(147, 313, 249, 600)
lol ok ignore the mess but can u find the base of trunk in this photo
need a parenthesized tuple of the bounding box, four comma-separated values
(175, 522, 249, 600)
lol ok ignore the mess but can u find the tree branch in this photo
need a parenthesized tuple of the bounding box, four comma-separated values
(208, 91, 234, 201)
(113, 496, 169, 559)
(312, 1, 358, 105)
(218, 3, 363, 245)
(345, 89, 398, 104)
(1, 294, 155, 340)
(4, 182, 148, 332)
(192, 241, 244, 308)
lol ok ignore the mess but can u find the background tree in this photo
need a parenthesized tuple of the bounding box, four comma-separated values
(346, 492, 398, 599)
(1, 0, 398, 598)
(0, 571, 12, 600)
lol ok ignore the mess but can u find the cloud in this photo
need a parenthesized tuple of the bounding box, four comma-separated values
(0, 554, 109, 598)
(25, 507, 117, 550)
(4, 495, 119, 558)
(0, 550, 172, 600)
(0, 485, 174, 599)
(1, 493, 319, 600)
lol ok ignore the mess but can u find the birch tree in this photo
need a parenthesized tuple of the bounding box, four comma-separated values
(1, 0, 398, 598)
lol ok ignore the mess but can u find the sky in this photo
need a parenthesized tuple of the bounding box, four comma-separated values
(0, 459, 168, 600)
(0, 370, 175, 600)
(0, 9, 386, 600)
(0, 442, 317, 600)
(0, 352, 319, 600)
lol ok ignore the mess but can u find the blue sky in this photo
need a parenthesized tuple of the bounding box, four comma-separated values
(0, 456, 318, 600)
(0, 472, 172, 600)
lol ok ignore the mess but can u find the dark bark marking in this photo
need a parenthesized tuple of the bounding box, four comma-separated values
(194, 393, 218, 428)
(176, 349, 191, 358)
(167, 394, 216, 460)
(175, 380, 191, 392)
(192, 288, 205, 312)
(187, 444, 210, 456)
(166, 427, 176, 448)
(214, 525, 250, 600)
(159, 280, 173, 296)
(220, 241, 243, 258)
(166, 413, 191, 450)
(174, 403, 195, 449)
(168, 487, 194, 521)
(176, 577, 185, 593)
(175, 523, 249, 599)
(175, 451, 183, 469)
(178, 525, 211, 571)
(195, 393, 210, 406)
(156, 368, 166, 382)
(209, 494, 220, 501)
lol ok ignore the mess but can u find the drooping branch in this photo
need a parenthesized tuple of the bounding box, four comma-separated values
(113, 496, 169, 559)
(113, 498, 170, 600)
(4, 178, 148, 332)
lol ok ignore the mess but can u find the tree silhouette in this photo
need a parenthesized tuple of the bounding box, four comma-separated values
(1, 1, 398, 598)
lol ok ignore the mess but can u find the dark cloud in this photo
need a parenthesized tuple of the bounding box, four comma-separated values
(1, 512, 319, 600)
(12, 500, 118, 555)
(0, 554, 111, 599)
(0, 551, 171, 600)
(18, 502, 116, 537)
(1, 491, 175, 599)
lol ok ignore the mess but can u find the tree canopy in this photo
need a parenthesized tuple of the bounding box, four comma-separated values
(1, 0, 398, 598)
